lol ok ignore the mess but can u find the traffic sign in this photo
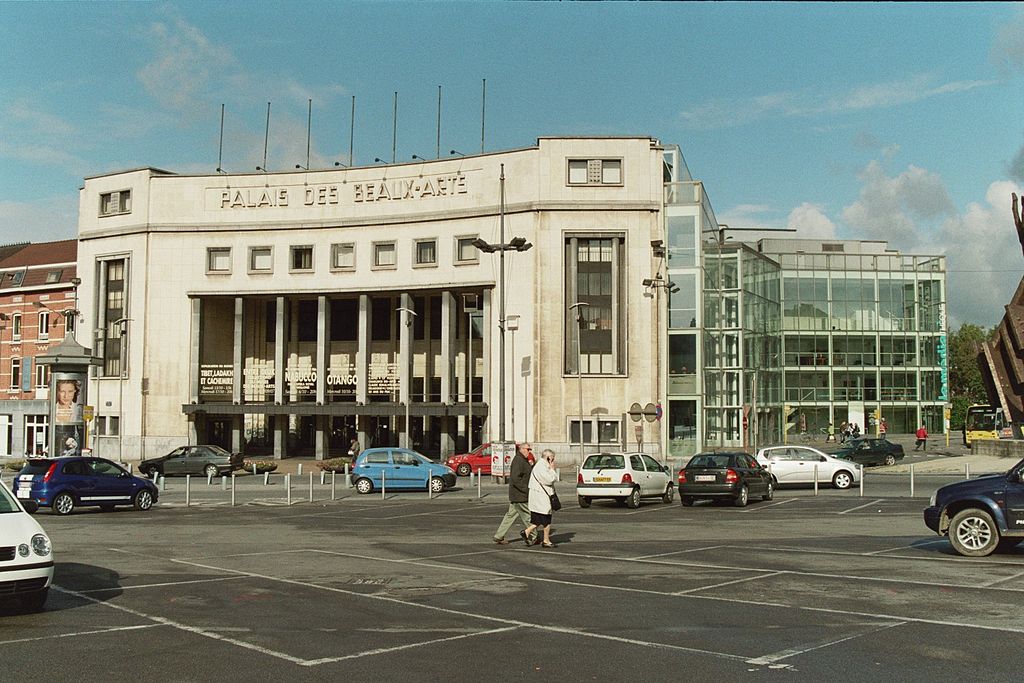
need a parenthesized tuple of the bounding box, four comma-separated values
(628, 402, 643, 422)
(643, 403, 658, 423)
(82, 405, 94, 422)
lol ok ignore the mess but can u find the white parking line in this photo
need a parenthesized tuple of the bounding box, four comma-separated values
(303, 627, 520, 665)
(982, 570, 1024, 588)
(631, 545, 729, 560)
(673, 571, 784, 595)
(838, 499, 885, 514)
(740, 498, 798, 513)
(0, 623, 163, 646)
(865, 539, 947, 555)
(745, 621, 906, 665)
(76, 575, 246, 593)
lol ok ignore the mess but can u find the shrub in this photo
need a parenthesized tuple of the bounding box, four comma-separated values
(316, 457, 353, 473)
(243, 459, 278, 474)
(4, 459, 25, 472)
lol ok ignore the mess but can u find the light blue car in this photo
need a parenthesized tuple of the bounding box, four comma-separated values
(352, 448, 457, 494)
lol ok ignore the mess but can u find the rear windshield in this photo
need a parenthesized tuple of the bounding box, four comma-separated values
(582, 454, 624, 469)
(686, 454, 733, 469)
(19, 459, 54, 475)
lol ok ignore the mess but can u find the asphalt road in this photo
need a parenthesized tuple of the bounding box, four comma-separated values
(3, 481, 1023, 682)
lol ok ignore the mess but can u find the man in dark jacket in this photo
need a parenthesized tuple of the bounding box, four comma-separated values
(492, 442, 536, 544)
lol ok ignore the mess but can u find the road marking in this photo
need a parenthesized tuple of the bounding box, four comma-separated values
(865, 539, 947, 555)
(838, 499, 885, 514)
(0, 623, 163, 646)
(745, 621, 906, 665)
(982, 570, 1024, 587)
(303, 627, 520, 665)
(740, 498, 798, 513)
(673, 571, 784, 595)
(631, 545, 729, 560)
(75, 575, 246, 593)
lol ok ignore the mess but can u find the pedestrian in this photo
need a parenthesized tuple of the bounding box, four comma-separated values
(915, 423, 928, 451)
(852, 423, 861, 439)
(492, 442, 536, 545)
(879, 417, 888, 436)
(826, 423, 836, 443)
(839, 421, 849, 443)
(348, 438, 360, 456)
(522, 449, 559, 548)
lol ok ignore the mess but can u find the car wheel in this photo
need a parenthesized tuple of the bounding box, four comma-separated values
(997, 538, 1023, 552)
(680, 496, 695, 507)
(354, 478, 373, 494)
(625, 487, 641, 509)
(456, 463, 471, 477)
(578, 495, 592, 508)
(18, 589, 48, 613)
(429, 477, 445, 493)
(884, 454, 896, 466)
(133, 489, 154, 511)
(204, 464, 219, 478)
(949, 508, 1000, 557)
(662, 484, 675, 504)
(52, 492, 75, 516)
(734, 485, 749, 508)
(761, 480, 774, 501)
(832, 471, 854, 489)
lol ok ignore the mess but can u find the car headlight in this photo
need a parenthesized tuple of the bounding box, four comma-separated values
(18, 543, 29, 557)
(31, 533, 51, 557)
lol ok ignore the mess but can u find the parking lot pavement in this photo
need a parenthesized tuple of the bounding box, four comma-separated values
(4, 489, 1024, 682)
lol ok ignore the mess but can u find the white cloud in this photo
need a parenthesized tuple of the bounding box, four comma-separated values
(137, 18, 235, 111)
(0, 197, 78, 246)
(992, 9, 1024, 72)
(786, 203, 837, 239)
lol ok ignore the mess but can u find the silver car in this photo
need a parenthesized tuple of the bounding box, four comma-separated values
(576, 452, 675, 509)
(754, 445, 860, 489)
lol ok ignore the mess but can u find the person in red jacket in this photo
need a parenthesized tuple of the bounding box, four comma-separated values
(915, 424, 928, 451)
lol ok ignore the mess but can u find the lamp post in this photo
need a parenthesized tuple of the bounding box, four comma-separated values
(114, 317, 130, 462)
(471, 164, 532, 457)
(569, 301, 590, 465)
(506, 314, 520, 439)
(397, 306, 418, 450)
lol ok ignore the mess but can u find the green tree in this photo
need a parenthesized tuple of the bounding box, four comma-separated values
(948, 323, 993, 427)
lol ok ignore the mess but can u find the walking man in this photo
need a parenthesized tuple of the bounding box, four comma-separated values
(492, 442, 536, 545)
(915, 423, 928, 451)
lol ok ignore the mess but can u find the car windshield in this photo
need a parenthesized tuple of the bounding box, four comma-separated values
(582, 454, 624, 469)
(686, 454, 733, 469)
(206, 445, 231, 457)
(0, 486, 20, 513)
(20, 460, 54, 475)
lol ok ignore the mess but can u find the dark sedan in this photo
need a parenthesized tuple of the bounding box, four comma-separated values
(678, 451, 774, 507)
(834, 437, 905, 466)
(139, 445, 243, 478)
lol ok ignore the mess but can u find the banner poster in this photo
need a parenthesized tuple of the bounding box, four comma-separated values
(53, 371, 85, 457)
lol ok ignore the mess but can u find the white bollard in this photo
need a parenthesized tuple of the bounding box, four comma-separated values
(331, 470, 336, 500)
(185, 474, 190, 508)
(285, 474, 292, 505)
(813, 464, 818, 496)
(253, 463, 258, 477)
(221, 475, 227, 491)
(320, 471, 326, 485)
(207, 472, 213, 486)
(477, 467, 482, 499)
(160, 475, 166, 491)
(298, 463, 303, 477)
(264, 471, 270, 486)
(344, 463, 352, 489)
(910, 464, 915, 498)
(381, 470, 386, 500)
(309, 472, 313, 503)
(966, 463, 971, 479)
(859, 464, 864, 497)
(231, 474, 236, 506)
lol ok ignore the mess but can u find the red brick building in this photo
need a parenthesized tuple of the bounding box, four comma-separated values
(0, 240, 79, 456)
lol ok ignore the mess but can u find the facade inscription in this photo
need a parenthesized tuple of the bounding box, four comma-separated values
(216, 172, 467, 210)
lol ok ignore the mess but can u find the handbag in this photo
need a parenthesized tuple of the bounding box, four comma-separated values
(549, 490, 562, 512)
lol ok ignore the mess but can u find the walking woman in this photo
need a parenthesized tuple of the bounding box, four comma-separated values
(522, 449, 559, 548)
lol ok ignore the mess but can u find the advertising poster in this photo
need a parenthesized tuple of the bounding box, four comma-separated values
(53, 371, 85, 457)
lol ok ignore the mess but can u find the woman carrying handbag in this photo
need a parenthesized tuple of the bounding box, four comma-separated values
(522, 449, 559, 548)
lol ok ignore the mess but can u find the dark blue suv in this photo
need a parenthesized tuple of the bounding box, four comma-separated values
(923, 457, 1024, 556)
(13, 457, 159, 515)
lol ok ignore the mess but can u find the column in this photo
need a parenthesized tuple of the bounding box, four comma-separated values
(189, 298, 201, 403)
(440, 291, 455, 457)
(356, 295, 369, 405)
(232, 416, 242, 454)
(233, 297, 243, 404)
(315, 295, 328, 460)
(399, 292, 412, 448)
(274, 296, 285, 459)
(481, 288, 491, 441)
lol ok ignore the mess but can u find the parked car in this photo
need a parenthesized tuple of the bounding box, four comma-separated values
(678, 451, 773, 507)
(139, 445, 244, 478)
(352, 447, 457, 494)
(833, 437, 905, 467)
(755, 445, 860, 489)
(924, 457, 1024, 556)
(576, 452, 674, 509)
(445, 442, 533, 476)
(12, 456, 158, 516)
(0, 485, 53, 612)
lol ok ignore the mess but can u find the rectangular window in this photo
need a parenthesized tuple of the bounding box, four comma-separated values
(35, 362, 47, 389)
(455, 237, 479, 264)
(12, 314, 21, 341)
(207, 248, 231, 273)
(290, 246, 313, 272)
(567, 159, 623, 186)
(37, 311, 49, 340)
(249, 247, 273, 272)
(100, 190, 132, 216)
(10, 358, 19, 390)
(102, 258, 126, 377)
(565, 235, 625, 375)
(373, 242, 397, 269)
(45, 270, 62, 284)
(329, 299, 358, 341)
(415, 239, 437, 266)
(331, 243, 355, 271)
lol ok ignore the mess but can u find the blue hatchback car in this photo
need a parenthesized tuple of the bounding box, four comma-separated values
(13, 457, 159, 515)
(352, 448, 456, 494)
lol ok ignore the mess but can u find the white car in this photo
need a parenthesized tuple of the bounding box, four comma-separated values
(0, 485, 53, 613)
(576, 452, 675, 508)
(755, 445, 860, 489)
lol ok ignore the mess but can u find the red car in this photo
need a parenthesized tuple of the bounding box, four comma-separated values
(445, 442, 532, 476)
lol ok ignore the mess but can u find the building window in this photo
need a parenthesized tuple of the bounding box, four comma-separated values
(207, 248, 231, 273)
(38, 311, 49, 340)
(249, 247, 273, 273)
(45, 270, 62, 284)
(567, 158, 622, 186)
(331, 243, 355, 271)
(455, 237, 479, 264)
(564, 235, 625, 375)
(290, 245, 314, 272)
(11, 314, 21, 341)
(35, 362, 47, 389)
(101, 258, 127, 377)
(10, 358, 20, 390)
(99, 190, 132, 216)
(568, 417, 622, 445)
(415, 239, 437, 267)
(24, 414, 48, 457)
(373, 242, 397, 269)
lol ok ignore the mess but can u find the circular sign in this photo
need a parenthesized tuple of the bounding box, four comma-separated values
(628, 402, 643, 423)
(643, 403, 658, 423)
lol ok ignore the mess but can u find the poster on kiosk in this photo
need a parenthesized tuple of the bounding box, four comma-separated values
(491, 441, 516, 478)
(52, 371, 86, 457)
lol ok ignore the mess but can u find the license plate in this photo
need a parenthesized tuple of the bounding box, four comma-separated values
(593, 476, 611, 482)
(16, 489, 30, 499)
(694, 475, 716, 482)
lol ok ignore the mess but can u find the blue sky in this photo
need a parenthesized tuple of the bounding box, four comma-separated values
(1, 2, 1022, 326)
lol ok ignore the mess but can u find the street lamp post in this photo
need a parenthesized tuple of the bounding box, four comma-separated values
(506, 315, 520, 440)
(114, 317, 130, 462)
(397, 306, 418, 450)
(471, 164, 532, 465)
(569, 301, 590, 465)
